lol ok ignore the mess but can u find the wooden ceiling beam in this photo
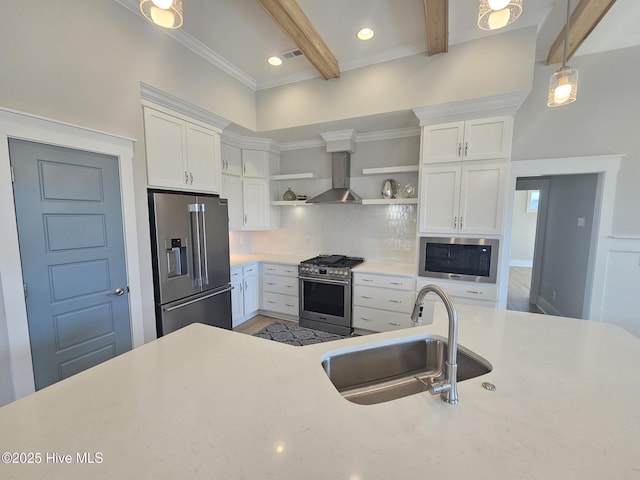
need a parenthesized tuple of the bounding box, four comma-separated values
(423, 0, 449, 56)
(256, 0, 340, 80)
(546, 0, 617, 65)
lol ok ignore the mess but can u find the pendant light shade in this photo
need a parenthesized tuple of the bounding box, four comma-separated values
(140, 0, 183, 29)
(548, 0, 578, 107)
(548, 66, 578, 107)
(478, 0, 523, 30)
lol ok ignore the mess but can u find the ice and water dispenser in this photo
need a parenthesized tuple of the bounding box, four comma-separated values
(165, 238, 188, 278)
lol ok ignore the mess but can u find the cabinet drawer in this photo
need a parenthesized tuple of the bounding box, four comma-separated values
(353, 273, 415, 291)
(262, 263, 298, 277)
(243, 264, 258, 277)
(262, 274, 298, 296)
(417, 278, 497, 302)
(353, 285, 415, 314)
(230, 266, 243, 280)
(262, 292, 299, 316)
(353, 306, 413, 332)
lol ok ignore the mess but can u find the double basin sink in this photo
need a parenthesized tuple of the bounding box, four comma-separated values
(321, 335, 492, 405)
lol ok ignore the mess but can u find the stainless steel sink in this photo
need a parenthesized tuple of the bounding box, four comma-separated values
(321, 336, 492, 405)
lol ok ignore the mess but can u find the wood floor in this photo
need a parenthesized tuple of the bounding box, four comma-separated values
(507, 266, 543, 314)
(233, 315, 295, 335)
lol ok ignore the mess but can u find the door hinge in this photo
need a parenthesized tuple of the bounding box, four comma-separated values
(10, 165, 15, 183)
(23, 283, 28, 298)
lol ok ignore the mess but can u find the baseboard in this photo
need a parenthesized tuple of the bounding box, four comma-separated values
(510, 259, 533, 267)
(536, 296, 562, 317)
(258, 309, 299, 323)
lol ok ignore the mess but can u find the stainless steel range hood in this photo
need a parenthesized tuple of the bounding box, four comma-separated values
(306, 152, 362, 204)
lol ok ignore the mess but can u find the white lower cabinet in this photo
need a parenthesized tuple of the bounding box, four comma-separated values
(352, 273, 416, 332)
(261, 263, 299, 319)
(415, 277, 497, 324)
(231, 264, 259, 327)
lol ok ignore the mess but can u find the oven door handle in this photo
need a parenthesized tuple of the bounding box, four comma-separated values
(299, 276, 350, 286)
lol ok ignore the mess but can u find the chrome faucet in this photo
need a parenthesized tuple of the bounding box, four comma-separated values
(411, 285, 458, 404)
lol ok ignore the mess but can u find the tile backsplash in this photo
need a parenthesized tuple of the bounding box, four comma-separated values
(230, 204, 417, 264)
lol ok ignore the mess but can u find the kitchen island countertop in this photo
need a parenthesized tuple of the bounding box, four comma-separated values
(1, 305, 639, 479)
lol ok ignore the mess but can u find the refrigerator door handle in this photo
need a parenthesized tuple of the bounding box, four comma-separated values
(200, 204, 209, 286)
(189, 203, 205, 287)
(162, 285, 233, 312)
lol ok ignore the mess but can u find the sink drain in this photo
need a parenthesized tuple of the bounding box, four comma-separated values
(482, 382, 496, 391)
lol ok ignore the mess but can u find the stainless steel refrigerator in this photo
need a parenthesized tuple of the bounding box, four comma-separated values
(148, 190, 232, 336)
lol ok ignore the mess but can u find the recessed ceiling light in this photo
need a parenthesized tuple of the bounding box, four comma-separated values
(267, 56, 283, 66)
(357, 27, 375, 41)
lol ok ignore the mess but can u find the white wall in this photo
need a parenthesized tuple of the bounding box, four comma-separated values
(510, 191, 537, 266)
(256, 27, 537, 132)
(512, 46, 640, 236)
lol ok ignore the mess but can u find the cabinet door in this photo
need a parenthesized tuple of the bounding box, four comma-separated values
(230, 278, 244, 326)
(242, 149, 269, 177)
(222, 174, 243, 231)
(422, 121, 464, 164)
(418, 165, 461, 234)
(221, 143, 242, 176)
(143, 108, 188, 189)
(243, 273, 259, 315)
(185, 123, 221, 193)
(459, 161, 507, 234)
(242, 178, 269, 229)
(462, 116, 512, 161)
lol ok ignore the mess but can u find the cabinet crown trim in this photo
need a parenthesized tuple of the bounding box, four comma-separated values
(141, 86, 230, 131)
(412, 91, 528, 126)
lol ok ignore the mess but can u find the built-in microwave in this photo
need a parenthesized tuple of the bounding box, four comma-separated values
(418, 237, 499, 284)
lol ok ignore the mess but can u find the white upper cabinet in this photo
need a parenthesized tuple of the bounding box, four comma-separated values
(422, 116, 512, 164)
(419, 160, 507, 235)
(242, 149, 270, 177)
(221, 143, 242, 176)
(144, 106, 222, 193)
(185, 123, 221, 193)
(221, 173, 243, 230)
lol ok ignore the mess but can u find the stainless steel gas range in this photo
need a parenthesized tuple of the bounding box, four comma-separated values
(298, 254, 364, 336)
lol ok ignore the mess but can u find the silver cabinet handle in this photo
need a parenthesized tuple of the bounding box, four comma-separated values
(458, 143, 462, 157)
(110, 287, 125, 296)
(190, 172, 194, 184)
(464, 142, 469, 156)
(267, 282, 276, 286)
(388, 299, 401, 303)
(362, 278, 373, 282)
(460, 216, 464, 228)
(453, 216, 457, 229)
(184, 171, 189, 184)
(360, 317, 373, 322)
(389, 282, 403, 286)
(388, 322, 401, 327)
(467, 290, 480, 294)
(285, 304, 295, 307)
(267, 300, 276, 304)
(360, 295, 373, 299)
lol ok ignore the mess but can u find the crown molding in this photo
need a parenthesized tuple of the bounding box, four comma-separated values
(140, 83, 231, 130)
(320, 129, 358, 152)
(280, 139, 325, 151)
(357, 127, 420, 143)
(241, 137, 281, 154)
(113, 0, 256, 90)
(413, 91, 530, 126)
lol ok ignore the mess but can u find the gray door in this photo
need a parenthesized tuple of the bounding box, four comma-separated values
(10, 139, 132, 390)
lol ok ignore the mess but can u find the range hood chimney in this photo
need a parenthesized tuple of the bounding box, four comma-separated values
(305, 151, 362, 204)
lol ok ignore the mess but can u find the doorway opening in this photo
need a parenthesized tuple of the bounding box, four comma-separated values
(507, 173, 599, 319)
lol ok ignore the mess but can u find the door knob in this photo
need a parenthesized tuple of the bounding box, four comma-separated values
(112, 287, 125, 296)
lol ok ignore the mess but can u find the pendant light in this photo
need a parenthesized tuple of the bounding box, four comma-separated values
(140, 0, 183, 29)
(547, 0, 578, 107)
(478, 0, 523, 30)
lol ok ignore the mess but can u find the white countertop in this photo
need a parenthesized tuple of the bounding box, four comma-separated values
(1, 306, 639, 479)
(230, 253, 415, 276)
